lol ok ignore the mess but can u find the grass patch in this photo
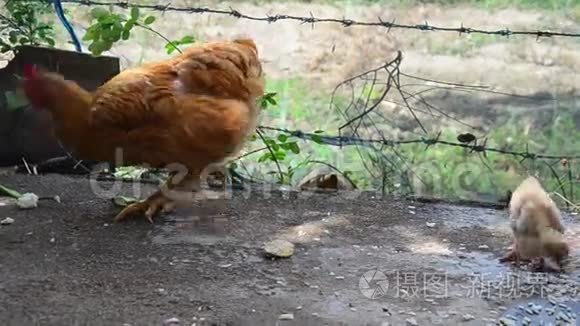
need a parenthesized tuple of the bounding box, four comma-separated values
(238, 77, 580, 207)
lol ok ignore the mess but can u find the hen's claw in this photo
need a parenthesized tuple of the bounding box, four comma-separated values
(499, 248, 519, 263)
(113, 195, 175, 223)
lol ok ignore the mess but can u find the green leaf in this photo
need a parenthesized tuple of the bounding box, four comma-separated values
(165, 43, 177, 54)
(90, 7, 109, 19)
(121, 29, 131, 40)
(4, 90, 29, 111)
(110, 21, 123, 42)
(124, 19, 135, 32)
(112, 195, 138, 207)
(130, 6, 140, 20)
(98, 14, 117, 25)
(257, 153, 270, 163)
(274, 150, 286, 160)
(144, 15, 156, 25)
(44, 37, 56, 47)
(310, 134, 323, 144)
(180, 35, 195, 43)
(0, 184, 22, 199)
(277, 134, 288, 143)
(287, 142, 300, 154)
(90, 40, 109, 56)
(9, 31, 18, 44)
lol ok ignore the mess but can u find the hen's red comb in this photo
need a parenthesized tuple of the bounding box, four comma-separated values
(23, 64, 38, 79)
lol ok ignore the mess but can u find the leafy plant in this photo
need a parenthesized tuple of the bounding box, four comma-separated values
(83, 6, 195, 56)
(244, 92, 307, 184)
(0, 0, 56, 53)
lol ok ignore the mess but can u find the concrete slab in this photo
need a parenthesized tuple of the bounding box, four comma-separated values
(0, 173, 578, 326)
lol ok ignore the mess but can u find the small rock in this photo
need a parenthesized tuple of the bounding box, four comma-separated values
(426, 222, 436, 228)
(16, 193, 39, 209)
(163, 317, 180, 326)
(49, 237, 55, 243)
(0, 217, 14, 225)
(406, 318, 418, 326)
(462, 314, 475, 321)
(264, 239, 295, 258)
(219, 264, 232, 268)
(522, 316, 531, 325)
(278, 313, 294, 320)
(335, 276, 345, 280)
(498, 318, 516, 326)
(296, 306, 302, 310)
(478, 245, 489, 249)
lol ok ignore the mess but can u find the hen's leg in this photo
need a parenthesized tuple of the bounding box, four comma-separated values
(114, 171, 200, 223)
(499, 241, 519, 263)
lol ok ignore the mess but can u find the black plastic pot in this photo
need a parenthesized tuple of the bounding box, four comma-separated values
(0, 45, 119, 173)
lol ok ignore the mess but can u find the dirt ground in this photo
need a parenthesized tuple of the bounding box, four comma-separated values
(50, 0, 579, 136)
(1, 1, 578, 131)
(0, 172, 579, 325)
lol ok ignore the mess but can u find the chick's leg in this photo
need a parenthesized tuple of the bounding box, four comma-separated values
(114, 171, 200, 223)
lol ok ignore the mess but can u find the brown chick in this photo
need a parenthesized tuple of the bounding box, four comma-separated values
(22, 38, 265, 223)
(499, 176, 569, 272)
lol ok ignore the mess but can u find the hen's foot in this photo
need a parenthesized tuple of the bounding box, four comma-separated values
(499, 249, 519, 263)
(114, 194, 175, 223)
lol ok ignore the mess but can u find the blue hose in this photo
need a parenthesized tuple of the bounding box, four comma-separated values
(53, 0, 82, 52)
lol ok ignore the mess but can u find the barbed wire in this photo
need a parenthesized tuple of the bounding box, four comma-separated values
(256, 126, 580, 161)
(59, 0, 580, 39)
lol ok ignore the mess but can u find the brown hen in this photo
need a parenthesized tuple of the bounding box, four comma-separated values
(22, 39, 265, 223)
